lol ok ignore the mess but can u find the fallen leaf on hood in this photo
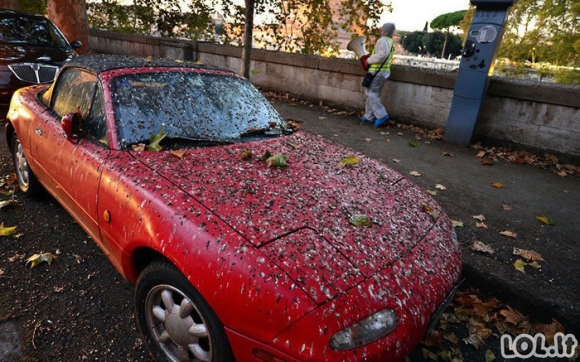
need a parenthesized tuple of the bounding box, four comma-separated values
(266, 154, 288, 167)
(435, 184, 446, 190)
(339, 156, 360, 168)
(470, 240, 494, 254)
(241, 150, 253, 160)
(170, 149, 186, 158)
(349, 214, 370, 227)
(472, 214, 486, 221)
(476, 222, 488, 229)
(26, 252, 57, 268)
(409, 171, 421, 177)
(536, 216, 555, 225)
(513, 248, 545, 261)
(502, 204, 512, 211)
(491, 182, 504, 189)
(500, 230, 517, 238)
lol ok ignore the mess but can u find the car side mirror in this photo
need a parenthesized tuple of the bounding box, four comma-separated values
(61, 113, 81, 142)
(70, 41, 82, 49)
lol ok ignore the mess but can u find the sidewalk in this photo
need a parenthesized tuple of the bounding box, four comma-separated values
(271, 97, 580, 335)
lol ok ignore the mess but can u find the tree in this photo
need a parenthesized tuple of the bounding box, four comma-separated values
(402, 31, 427, 54)
(430, 10, 466, 58)
(47, 0, 90, 54)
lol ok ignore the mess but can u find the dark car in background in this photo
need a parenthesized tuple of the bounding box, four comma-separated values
(0, 8, 80, 115)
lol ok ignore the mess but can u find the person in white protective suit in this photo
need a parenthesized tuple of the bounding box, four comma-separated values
(360, 23, 396, 127)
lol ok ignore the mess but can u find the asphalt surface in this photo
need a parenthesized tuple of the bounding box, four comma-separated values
(270, 97, 580, 336)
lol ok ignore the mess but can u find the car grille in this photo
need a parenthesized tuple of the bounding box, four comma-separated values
(8, 63, 59, 84)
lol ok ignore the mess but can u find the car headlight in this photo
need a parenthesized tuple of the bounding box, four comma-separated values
(329, 308, 398, 350)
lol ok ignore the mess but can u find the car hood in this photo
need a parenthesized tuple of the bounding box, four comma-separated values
(0, 44, 75, 64)
(132, 132, 444, 279)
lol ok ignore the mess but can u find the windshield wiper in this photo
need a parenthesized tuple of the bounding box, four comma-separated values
(238, 127, 294, 139)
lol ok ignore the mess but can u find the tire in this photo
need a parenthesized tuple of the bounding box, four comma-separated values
(12, 132, 43, 197)
(135, 260, 234, 362)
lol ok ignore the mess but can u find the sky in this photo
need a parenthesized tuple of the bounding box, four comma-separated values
(380, 0, 470, 32)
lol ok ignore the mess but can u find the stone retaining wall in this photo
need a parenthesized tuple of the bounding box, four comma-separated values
(89, 29, 579, 161)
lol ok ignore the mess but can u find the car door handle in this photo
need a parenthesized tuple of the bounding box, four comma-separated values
(35, 128, 43, 136)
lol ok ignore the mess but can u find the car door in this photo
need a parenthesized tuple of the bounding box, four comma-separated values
(31, 67, 109, 245)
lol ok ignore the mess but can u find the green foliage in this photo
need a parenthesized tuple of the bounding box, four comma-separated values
(85, 0, 387, 56)
(19, 0, 47, 15)
(86, 0, 217, 41)
(430, 10, 467, 31)
(402, 30, 462, 58)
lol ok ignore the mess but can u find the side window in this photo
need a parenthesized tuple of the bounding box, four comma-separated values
(51, 68, 97, 119)
(84, 88, 109, 147)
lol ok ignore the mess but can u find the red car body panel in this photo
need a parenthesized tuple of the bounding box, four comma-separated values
(6, 61, 462, 361)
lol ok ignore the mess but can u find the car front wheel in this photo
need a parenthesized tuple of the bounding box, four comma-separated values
(135, 260, 234, 362)
(12, 132, 42, 196)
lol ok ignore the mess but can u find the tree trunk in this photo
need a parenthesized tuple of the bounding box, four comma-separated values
(240, 0, 255, 79)
(47, 0, 90, 54)
(441, 29, 449, 59)
(0, 0, 18, 10)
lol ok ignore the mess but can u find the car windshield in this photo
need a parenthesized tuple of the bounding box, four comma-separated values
(0, 14, 70, 48)
(111, 70, 287, 149)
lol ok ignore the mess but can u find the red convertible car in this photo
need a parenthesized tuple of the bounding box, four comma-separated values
(6, 55, 462, 362)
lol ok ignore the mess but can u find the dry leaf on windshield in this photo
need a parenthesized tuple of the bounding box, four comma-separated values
(470, 241, 494, 254)
(513, 248, 545, 262)
(500, 230, 517, 238)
